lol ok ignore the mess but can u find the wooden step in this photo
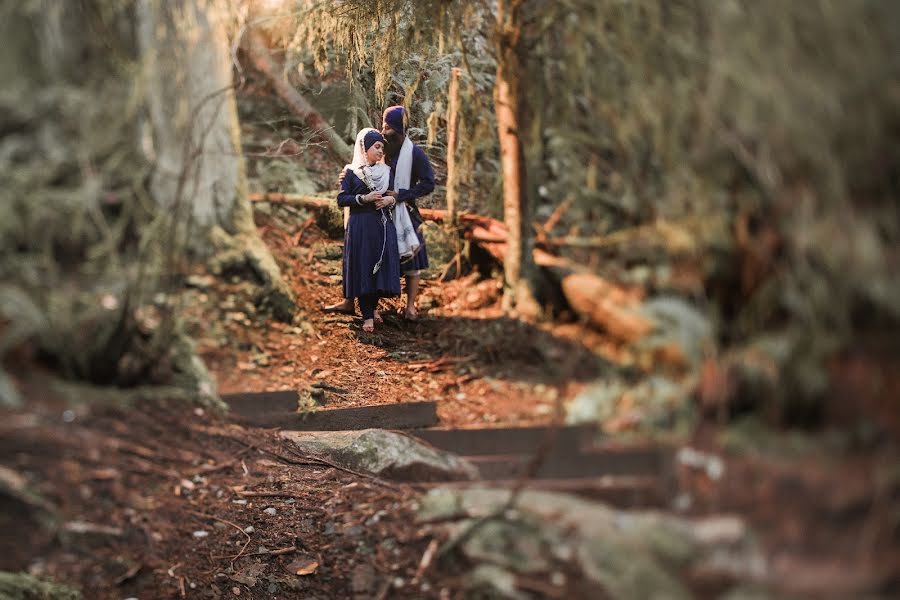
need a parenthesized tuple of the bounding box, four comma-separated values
(410, 425, 596, 456)
(463, 445, 668, 480)
(222, 393, 439, 430)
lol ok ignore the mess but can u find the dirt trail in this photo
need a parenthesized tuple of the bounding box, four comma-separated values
(3, 209, 897, 598)
(198, 211, 605, 429)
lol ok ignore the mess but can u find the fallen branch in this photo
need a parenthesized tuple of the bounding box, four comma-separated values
(243, 31, 350, 160)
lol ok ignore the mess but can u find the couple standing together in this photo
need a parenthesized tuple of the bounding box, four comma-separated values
(324, 106, 435, 332)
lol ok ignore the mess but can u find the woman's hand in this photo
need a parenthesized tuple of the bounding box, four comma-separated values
(363, 191, 382, 203)
(374, 196, 396, 210)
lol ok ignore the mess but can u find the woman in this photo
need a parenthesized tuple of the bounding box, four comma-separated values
(337, 128, 401, 332)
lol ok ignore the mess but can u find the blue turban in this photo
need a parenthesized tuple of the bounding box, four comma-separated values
(383, 105, 405, 136)
(363, 130, 385, 151)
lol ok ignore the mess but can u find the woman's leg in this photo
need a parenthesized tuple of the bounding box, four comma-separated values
(359, 294, 379, 331)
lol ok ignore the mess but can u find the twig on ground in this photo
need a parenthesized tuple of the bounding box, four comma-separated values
(412, 538, 439, 584)
(186, 509, 251, 570)
(114, 563, 142, 586)
(236, 489, 311, 498)
(184, 447, 253, 477)
(284, 447, 401, 490)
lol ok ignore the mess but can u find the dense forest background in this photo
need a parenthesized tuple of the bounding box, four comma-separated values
(1, 0, 899, 597)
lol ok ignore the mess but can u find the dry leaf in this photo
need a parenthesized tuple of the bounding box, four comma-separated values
(287, 557, 319, 576)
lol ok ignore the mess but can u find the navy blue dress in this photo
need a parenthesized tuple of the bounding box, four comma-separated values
(338, 169, 402, 299)
(386, 143, 435, 272)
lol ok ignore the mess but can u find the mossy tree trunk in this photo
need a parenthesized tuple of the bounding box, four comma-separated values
(137, 0, 296, 321)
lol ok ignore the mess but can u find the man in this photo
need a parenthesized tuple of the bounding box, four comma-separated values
(380, 105, 434, 319)
(323, 105, 435, 320)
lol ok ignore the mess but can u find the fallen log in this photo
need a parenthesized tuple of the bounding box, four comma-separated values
(421, 210, 653, 341)
(249, 192, 331, 209)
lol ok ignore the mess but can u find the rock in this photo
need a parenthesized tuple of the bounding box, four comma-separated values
(577, 534, 692, 600)
(208, 227, 296, 323)
(420, 221, 456, 269)
(315, 205, 345, 239)
(463, 565, 526, 600)
(636, 296, 715, 372)
(313, 244, 345, 261)
(279, 429, 478, 482)
(0, 572, 82, 599)
(418, 488, 766, 598)
(565, 374, 693, 433)
(449, 517, 553, 574)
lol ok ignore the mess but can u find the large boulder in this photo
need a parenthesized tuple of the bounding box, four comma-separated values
(419, 487, 767, 599)
(280, 429, 478, 482)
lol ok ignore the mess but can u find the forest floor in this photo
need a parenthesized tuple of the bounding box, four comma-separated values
(3, 200, 898, 599)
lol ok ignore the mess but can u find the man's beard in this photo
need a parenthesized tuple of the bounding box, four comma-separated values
(382, 131, 404, 161)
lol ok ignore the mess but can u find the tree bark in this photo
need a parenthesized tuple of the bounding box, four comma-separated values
(445, 67, 462, 227)
(494, 0, 540, 317)
(243, 30, 351, 161)
(138, 0, 296, 322)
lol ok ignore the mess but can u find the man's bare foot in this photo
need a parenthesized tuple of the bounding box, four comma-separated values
(404, 306, 418, 321)
(374, 310, 384, 324)
(362, 318, 375, 332)
(322, 299, 355, 314)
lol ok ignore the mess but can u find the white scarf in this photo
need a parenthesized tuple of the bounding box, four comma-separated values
(391, 137, 420, 260)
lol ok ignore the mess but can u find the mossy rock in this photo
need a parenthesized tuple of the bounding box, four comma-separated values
(420, 220, 458, 271)
(280, 429, 478, 482)
(315, 204, 346, 239)
(0, 573, 82, 600)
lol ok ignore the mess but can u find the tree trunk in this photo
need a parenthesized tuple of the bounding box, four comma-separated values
(243, 30, 351, 161)
(137, 0, 296, 322)
(445, 67, 462, 227)
(494, 0, 540, 317)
